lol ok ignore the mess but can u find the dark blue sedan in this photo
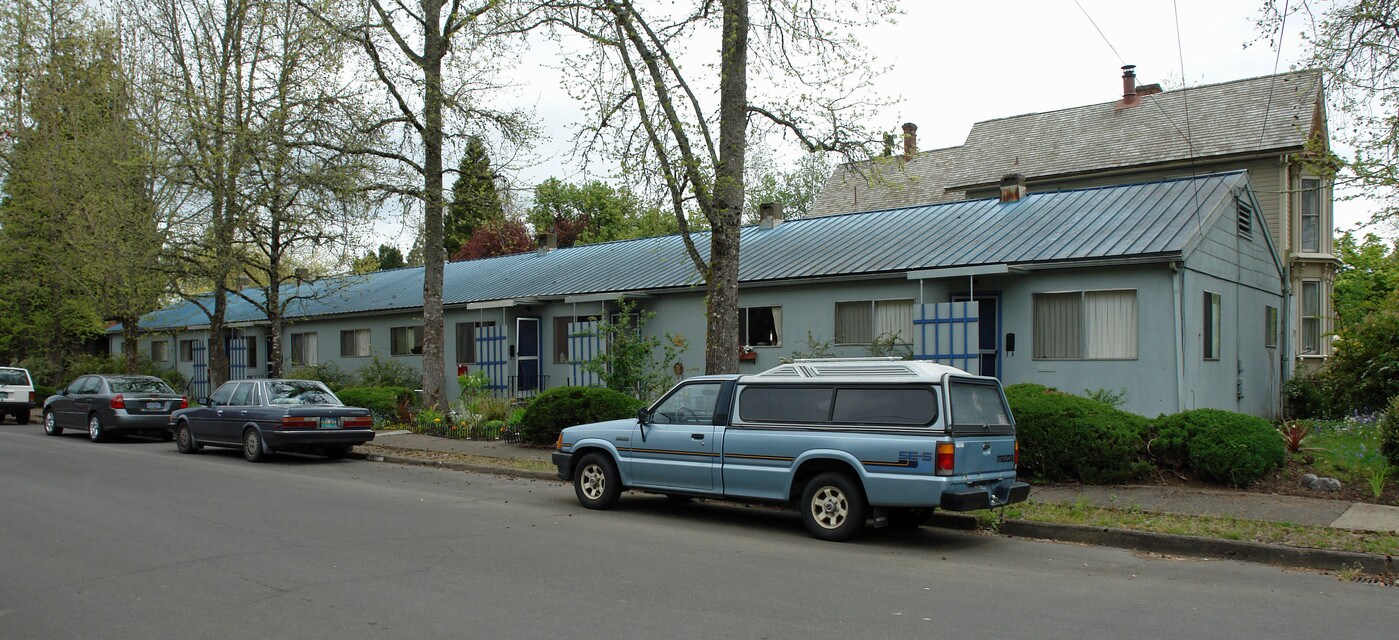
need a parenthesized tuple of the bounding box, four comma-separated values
(169, 379, 374, 462)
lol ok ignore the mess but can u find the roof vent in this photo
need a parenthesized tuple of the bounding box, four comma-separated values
(999, 173, 1027, 203)
(536, 232, 557, 255)
(759, 202, 784, 229)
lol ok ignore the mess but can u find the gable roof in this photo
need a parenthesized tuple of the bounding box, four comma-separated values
(945, 70, 1323, 190)
(134, 172, 1254, 331)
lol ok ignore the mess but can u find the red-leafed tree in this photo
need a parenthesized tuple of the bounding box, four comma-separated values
(451, 219, 532, 261)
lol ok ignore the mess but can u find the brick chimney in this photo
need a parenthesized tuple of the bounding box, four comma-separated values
(1115, 65, 1141, 110)
(999, 173, 1027, 203)
(902, 122, 917, 160)
(759, 202, 784, 229)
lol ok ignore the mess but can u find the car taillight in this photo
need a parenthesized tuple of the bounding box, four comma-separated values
(343, 416, 372, 428)
(28, 391, 35, 403)
(1014, 440, 1019, 469)
(110, 394, 126, 410)
(179, 397, 189, 409)
(281, 416, 318, 429)
(935, 441, 955, 476)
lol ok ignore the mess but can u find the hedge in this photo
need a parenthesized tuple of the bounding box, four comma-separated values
(518, 386, 644, 446)
(1147, 409, 1286, 487)
(1004, 383, 1152, 484)
(336, 386, 414, 421)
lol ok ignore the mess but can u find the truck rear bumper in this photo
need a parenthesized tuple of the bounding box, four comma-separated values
(940, 481, 1031, 511)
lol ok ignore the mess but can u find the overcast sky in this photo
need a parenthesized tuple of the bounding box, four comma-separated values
(384, 1, 1375, 251)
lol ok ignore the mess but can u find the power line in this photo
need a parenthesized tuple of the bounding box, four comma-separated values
(1073, 0, 1125, 64)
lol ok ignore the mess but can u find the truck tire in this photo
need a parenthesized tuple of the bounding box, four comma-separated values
(574, 453, 622, 510)
(800, 472, 868, 541)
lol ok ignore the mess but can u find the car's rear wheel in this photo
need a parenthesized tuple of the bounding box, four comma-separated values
(800, 472, 868, 542)
(242, 428, 267, 462)
(324, 444, 351, 459)
(574, 453, 622, 510)
(175, 423, 200, 454)
(87, 414, 107, 443)
(16, 410, 29, 425)
(43, 411, 61, 436)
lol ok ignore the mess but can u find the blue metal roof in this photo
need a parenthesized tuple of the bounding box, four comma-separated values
(134, 171, 1248, 331)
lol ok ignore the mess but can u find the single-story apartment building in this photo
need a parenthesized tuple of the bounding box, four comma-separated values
(118, 170, 1287, 418)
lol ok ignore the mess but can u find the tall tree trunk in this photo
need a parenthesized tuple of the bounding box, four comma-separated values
(122, 317, 141, 374)
(704, 0, 748, 375)
(420, 0, 446, 409)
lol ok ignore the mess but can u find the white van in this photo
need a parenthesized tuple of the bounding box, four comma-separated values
(0, 366, 35, 424)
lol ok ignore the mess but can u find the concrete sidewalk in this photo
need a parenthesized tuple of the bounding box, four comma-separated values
(364, 431, 1399, 535)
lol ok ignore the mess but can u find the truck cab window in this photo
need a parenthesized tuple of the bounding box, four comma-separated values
(651, 382, 722, 425)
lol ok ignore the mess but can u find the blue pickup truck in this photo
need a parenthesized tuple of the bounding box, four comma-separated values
(552, 358, 1029, 541)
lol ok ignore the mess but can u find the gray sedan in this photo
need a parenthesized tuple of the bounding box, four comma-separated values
(43, 375, 187, 442)
(169, 379, 374, 462)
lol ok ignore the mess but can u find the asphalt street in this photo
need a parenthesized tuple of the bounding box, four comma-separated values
(1, 426, 1391, 640)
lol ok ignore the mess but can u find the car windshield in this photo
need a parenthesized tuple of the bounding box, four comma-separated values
(265, 381, 341, 406)
(110, 378, 175, 394)
(0, 370, 27, 385)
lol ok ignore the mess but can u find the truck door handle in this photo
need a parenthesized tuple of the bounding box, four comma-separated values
(691, 433, 704, 440)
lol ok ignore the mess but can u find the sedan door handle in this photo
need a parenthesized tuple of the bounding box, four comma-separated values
(691, 433, 705, 440)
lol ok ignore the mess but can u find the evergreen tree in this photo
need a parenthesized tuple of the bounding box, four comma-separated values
(445, 137, 505, 257)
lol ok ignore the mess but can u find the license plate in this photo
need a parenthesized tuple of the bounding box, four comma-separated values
(318, 417, 339, 429)
(146, 402, 163, 411)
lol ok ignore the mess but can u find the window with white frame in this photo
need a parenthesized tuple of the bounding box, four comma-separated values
(739, 306, 782, 347)
(835, 299, 914, 344)
(290, 332, 318, 366)
(391, 325, 424, 356)
(150, 340, 169, 363)
(1301, 281, 1321, 354)
(1265, 305, 1278, 349)
(1204, 291, 1221, 360)
(340, 329, 370, 358)
(1032, 290, 1138, 359)
(1300, 177, 1322, 253)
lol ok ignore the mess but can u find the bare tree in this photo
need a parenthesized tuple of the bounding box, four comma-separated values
(521, 0, 894, 373)
(302, 0, 532, 409)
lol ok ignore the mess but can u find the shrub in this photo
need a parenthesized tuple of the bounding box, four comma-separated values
(1327, 308, 1399, 414)
(518, 386, 644, 446)
(1283, 373, 1336, 420)
(58, 354, 186, 392)
(1151, 409, 1286, 487)
(1003, 383, 1152, 484)
(1381, 396, 1399, 468)
(34, 384, 58, 399)
(337, 386, 414, 421)
(355, 355, 420, 389)
(288, 363, 353, 391)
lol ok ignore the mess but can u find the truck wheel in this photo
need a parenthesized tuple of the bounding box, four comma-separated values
(574, 453, 622, 510)
(800, 472, 868, 541)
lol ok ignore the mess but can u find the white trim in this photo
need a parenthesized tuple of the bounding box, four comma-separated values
(906, 264, 1025, 280)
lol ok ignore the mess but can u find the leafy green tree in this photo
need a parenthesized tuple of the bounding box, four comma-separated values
(445, 137, 505, 256)
(451, 218, 532, 261)
(377, 244, 406, 270)
(1333, 232, 1399, 330)
(526, 178, 670, 246)
(0, 24, 161, 380)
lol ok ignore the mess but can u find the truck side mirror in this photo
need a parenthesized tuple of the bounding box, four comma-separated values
(636, 408, 650, 424)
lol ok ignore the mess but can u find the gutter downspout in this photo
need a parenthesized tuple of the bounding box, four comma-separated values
(1172, 261, 1186, 413)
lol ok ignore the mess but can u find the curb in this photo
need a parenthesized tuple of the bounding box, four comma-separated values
(999, 520, 1395, 575)
(349, 451, 559, 482)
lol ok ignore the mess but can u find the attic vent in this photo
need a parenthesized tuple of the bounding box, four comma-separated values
(1235, 196, 1254, 240)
